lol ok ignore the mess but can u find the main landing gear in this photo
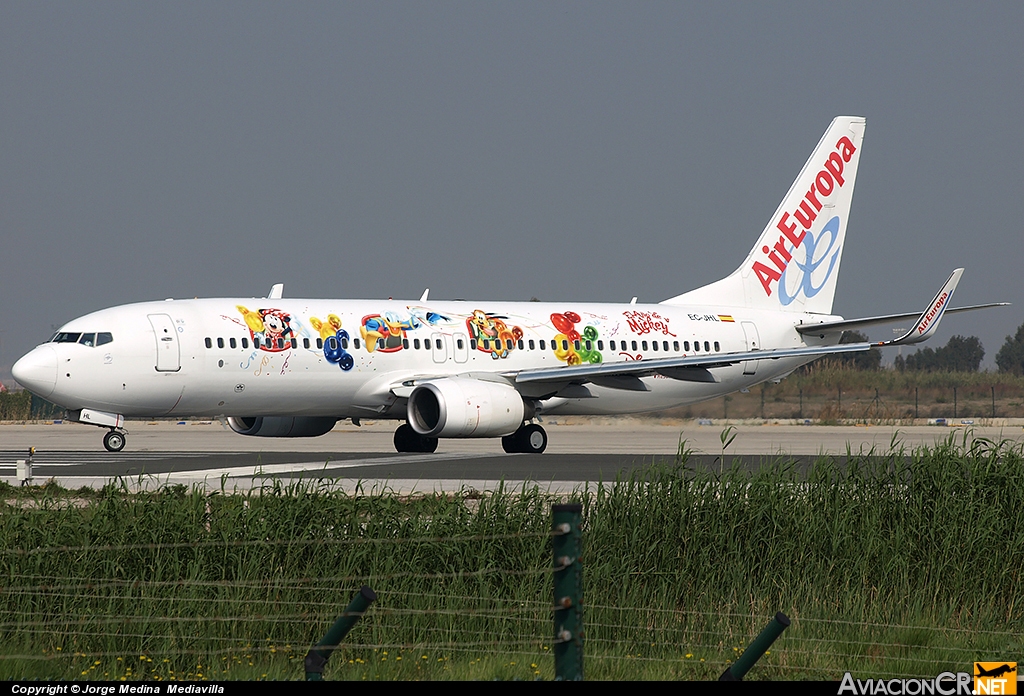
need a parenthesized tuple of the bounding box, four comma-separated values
(502, 423, 547, 454)
(393, 423, 438, 453)
(103, 429, 127, 452)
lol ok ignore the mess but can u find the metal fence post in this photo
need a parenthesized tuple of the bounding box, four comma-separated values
(304, 585, 377, 680)
(719, 612, 790, 681)
(552, 503, 583, 680)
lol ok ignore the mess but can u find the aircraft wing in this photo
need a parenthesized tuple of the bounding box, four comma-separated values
(512, 268, 982, 389)
(510, 342, 872, 388)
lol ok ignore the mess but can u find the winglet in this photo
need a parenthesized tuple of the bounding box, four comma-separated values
(877, 268, 962, 347)
(420, 288, 430, 302)
(268, 283, 284, 300)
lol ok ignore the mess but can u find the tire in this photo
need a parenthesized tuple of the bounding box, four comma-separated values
(394, 424, 438, 453)
(103, 430, 126, 452)
(502, 424, 547, 454)
(501, 434, 519, 454)
(520, 424, 547, 453)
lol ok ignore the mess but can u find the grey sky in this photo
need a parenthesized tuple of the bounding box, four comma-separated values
(2, 2, 1022, 382)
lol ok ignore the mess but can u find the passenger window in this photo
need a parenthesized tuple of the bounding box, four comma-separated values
(327, 337, 337, 350)
(651, 341, 658, 352)
(435, 339, 442, 349)
(597, 340, 603, 351)
(242, 338, 249, 349)
(378, 338, 386, 350)
(317, 338, 323, 349)
(610, 340, 616, 350)
(694, 341, 700, 351)
(457, 339, 465, 349)
(562, 340, 569, 351)
(290, 338, 297, 349)
(539, 340, 546, 350)
(354, 338, 360, 349)
(705, 341, 710, 352)
(403, 339, 409, 350)
(507, 339, 514, 350)
(217, 337, 224, 349)
(673, 341, 679, 351)
(302, 338, 309, 349)
(205, 337, 212, 349)
(230, 337, 237, 349)
(684, 341, 690, 351)
(79, 333, 96, 347)
(414, 338, 421, 350)
(714, 341, 720, 351)
(340, 337, 348, 349)
(528, 340, 535, 350)
(277, 338, 285, 350)
(631, 341, 637, 351)
(97, 332, 113, 346)
(470, 339, 477, 350)
(483, 339, 490, 350)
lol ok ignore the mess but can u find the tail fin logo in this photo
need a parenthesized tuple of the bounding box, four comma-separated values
(752, 135, 857, 298)
(777, 216, 842, 306)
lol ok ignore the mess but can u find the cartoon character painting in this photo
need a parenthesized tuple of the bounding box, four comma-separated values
(311, 314, 353, 371)
(359, 308, 452, 353)
(237, 306, 295, 352)
(466, 310, 523, 360)
(551, 311, 602, 366)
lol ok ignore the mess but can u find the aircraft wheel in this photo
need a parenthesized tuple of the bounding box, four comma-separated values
(503, 424, 547, 454)
(394, 424, 438, 453)
(394, 423, 417, 453)
(501, 434, 519, 454)
(103, 430, 126, 452)
(520, 424, 547, 454)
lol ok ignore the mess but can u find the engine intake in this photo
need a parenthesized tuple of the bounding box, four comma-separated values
(407, 377, 525, 438)
(227, 416, 338, 438)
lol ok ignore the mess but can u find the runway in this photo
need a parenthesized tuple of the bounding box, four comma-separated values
(2, 417, 1022, 492)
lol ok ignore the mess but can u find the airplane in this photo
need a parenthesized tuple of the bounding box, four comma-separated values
(11, 116, 1008, 453)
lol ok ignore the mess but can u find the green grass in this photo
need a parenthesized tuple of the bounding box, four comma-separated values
(0, 434, 1021, 680)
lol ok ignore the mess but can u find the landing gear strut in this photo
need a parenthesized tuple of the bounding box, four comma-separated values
(103, 429, 127, 452)
(502, 423, 547, 454)
(393, 423, 438, 453)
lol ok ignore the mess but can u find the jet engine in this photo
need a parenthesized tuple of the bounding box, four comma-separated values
(226, 416, 338, 438)
(407, 377, 526, 438)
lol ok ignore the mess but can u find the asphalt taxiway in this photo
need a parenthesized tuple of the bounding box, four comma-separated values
(2, 417, 1022, 493)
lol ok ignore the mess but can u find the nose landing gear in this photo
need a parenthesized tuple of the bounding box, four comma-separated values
(102, 429, 127, 452)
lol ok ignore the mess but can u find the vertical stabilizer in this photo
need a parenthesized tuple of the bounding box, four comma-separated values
(663, 116, 866, 313)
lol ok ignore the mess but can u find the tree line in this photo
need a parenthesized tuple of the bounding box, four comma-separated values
(828, 321, 1024, 373)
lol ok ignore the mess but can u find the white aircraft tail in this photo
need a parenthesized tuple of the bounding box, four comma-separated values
(663, 116, 866, 314)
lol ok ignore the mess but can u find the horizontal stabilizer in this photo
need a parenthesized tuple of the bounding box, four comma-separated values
(796, 302, 1010, 337)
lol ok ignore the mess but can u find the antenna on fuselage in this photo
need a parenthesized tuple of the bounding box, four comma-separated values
(268, 284, 284, 299)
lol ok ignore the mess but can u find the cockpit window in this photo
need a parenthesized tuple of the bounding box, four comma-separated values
(50, 331, 113, 346)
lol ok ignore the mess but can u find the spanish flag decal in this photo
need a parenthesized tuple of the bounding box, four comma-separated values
(718, 315, 735, 323)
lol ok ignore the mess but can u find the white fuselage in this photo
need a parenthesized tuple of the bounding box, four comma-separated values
(15, 297, 838, 422)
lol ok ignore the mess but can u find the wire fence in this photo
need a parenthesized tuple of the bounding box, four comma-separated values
(0, 456, 1020, 680)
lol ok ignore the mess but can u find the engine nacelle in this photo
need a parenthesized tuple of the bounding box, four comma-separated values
(227, 416, 338, 438)
(407, 377, 525, 438)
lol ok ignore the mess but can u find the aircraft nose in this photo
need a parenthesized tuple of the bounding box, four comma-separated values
(12, 346, 57, 398)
